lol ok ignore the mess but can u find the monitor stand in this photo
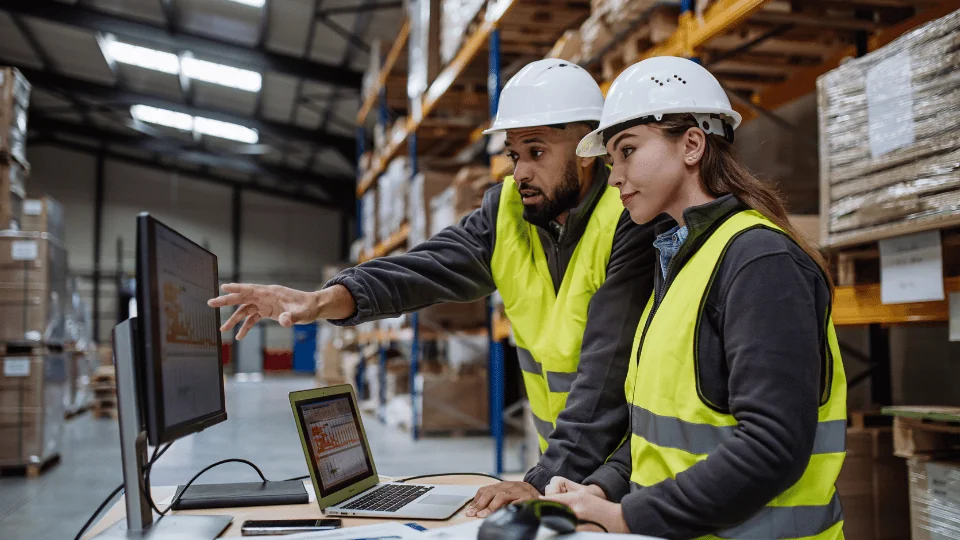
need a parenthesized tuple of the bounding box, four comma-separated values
(94, 318, 232, 539)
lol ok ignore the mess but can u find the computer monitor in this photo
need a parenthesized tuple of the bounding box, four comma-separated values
(97, 214, 232, 538)
(135, 213, 227, 446)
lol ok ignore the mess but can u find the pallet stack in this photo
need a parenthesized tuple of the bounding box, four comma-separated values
(91, 366, 117, 420)
(883, 406, 960, 540)
(817, 10, 960, 249)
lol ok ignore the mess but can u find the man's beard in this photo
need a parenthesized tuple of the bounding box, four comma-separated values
(520, 160, 581, 229)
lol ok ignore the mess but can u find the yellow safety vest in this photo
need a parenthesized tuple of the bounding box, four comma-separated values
(491, 176, 623, 451)
(626, 210, 847, 539)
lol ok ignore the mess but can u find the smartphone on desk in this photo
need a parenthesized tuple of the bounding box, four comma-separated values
(241, 519, 343, 536)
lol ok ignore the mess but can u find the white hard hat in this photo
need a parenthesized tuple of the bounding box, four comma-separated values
(483, 59, 604, 134)
(577, 56, 742, 157)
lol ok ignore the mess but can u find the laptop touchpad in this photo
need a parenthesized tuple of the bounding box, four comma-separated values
(418, 495, 464, 506)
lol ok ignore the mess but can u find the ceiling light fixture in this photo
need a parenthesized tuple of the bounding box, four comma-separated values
(104, 41, 180, 74)
(181, 57, 262, 93)
(194, 117, 260, 144)
(130, 105, 259, 144)
(131, 105, 194, 131)
(226, 0, 266, 7)
(102, 37, 262, 92)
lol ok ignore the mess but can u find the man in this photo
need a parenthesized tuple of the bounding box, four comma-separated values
(209, 59, 656, 516)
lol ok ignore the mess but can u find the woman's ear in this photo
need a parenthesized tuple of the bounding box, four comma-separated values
(578, 155, 597, 171)
(683, 127, 707, 167)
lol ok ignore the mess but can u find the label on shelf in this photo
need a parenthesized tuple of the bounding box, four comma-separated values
(879, 230, 944, 304)
(23, 200, 43, 215)
(11, 240, 38, 260)
(3, 357, 30, 377)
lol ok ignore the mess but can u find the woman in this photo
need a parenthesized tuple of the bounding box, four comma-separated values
(541, 56, 847, 539)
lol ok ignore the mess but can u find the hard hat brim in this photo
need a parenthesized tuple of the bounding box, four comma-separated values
(576, 106, 744, 158)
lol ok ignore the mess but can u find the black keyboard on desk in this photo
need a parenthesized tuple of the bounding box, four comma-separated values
(341, 484, 434, 512)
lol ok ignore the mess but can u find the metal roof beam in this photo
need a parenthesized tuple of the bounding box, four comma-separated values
(32, 137, 339, 209)
(29, 116, 356, 204)
(1, 0, 363, 90)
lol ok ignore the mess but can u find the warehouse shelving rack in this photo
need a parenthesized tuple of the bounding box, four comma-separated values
(354, 0, 960, 475)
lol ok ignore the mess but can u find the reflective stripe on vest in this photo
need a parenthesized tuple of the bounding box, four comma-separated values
(626, 210, 847, 540)
(630, 404, 847, 456)
(491, 176, 623, 452)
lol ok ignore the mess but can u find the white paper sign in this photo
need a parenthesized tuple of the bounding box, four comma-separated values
(11, 240, 38, 260)
(950, 293, 960, 342)
(3, 357, 31, 377)
(879, 230, 944, 304)
(23, 200, 43, 215)
(926, 462, 960, 507)
(866, 51, 915, 158)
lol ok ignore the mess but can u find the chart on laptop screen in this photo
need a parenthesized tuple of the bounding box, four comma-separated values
(303, 397, 370, 488)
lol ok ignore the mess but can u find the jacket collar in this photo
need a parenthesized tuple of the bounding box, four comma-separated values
(654, 194, 745, 242)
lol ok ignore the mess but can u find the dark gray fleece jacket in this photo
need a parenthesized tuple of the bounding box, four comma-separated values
(325, 166, 657, 491)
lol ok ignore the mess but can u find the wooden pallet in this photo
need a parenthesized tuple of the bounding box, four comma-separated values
(884, 406, 960, 459)
(0, 453, 60, 478)
(91, 365, 118, 419)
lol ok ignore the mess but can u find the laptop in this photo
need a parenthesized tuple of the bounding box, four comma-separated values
(290, 385, 480, 520)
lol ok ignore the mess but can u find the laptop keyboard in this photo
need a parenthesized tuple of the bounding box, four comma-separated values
(340, 484, 434, 512)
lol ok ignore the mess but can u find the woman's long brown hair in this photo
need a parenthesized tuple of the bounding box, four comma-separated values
(654, 114, 833, 290)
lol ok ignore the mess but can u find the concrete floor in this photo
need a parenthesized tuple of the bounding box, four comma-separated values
(0, 375, 522, 539)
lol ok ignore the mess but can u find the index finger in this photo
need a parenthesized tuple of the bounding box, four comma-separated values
(471, 484, 503, 511)
(207, 292, 247, 308)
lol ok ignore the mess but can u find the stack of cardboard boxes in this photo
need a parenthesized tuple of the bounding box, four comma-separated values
(0, 67, 69, 472)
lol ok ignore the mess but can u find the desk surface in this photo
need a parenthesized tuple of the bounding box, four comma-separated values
(86, 475, 497, 538)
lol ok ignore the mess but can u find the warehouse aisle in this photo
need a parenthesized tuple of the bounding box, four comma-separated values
(0, 375, 519, 539)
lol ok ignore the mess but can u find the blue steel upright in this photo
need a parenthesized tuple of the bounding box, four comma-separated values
(487, 28, 505, 476)
(409, 129, 421, 440)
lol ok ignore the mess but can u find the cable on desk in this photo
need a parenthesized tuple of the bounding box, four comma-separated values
(284, 474, 310, 482)
(396, 472, 503, 483)
(73, 443, 173, 540)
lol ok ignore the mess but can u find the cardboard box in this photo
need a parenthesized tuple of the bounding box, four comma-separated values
(453, 166, 492, 219)
(0, 354, 65, 466)
(836, 428, 910, 540)
(0, 161, 25, 231)
(907, 459, 960, 540)
(20, 196, 65, 242)
(408, 170, 457, 246)
(421, 367, 488, 433)
(0, 233, 68, 343)
(546, 30, 583, 63)
(0, 68, 30, 169)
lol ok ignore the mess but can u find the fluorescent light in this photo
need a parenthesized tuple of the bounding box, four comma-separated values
(227, 0, 266, 6)
(105, 41, 180, 74)
(130, 105, 259, 144)
(181, 57, 262, 92)
(194, 117, 259, 143)
(131, 105, 194, 131)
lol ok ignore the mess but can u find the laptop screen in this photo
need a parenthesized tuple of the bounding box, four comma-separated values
(295, 393, 376, 498)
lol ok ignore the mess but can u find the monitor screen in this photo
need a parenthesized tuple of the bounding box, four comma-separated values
(296, 394, 375, 497)
(137, 214, 226, 445)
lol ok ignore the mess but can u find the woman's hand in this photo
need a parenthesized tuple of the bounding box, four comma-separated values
(541, 490, 629, 534)
(544, 477, 606, 499)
